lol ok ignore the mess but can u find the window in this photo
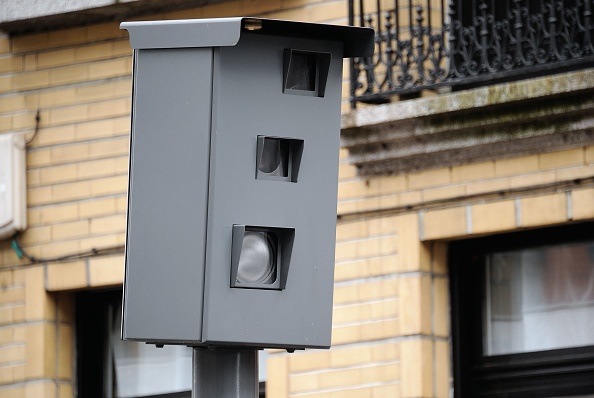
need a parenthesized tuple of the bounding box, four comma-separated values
(76, 290, 267, 397)
(449, 222, 594, 398)
(77, 290, 192, 398)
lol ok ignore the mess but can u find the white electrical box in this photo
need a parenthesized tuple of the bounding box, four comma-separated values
(0, 133, 27, 240)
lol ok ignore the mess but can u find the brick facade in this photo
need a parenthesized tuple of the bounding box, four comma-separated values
(1, 1, 593, 397)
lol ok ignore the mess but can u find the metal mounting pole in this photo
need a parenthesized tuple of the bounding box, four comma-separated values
(192, 347, 258, 398)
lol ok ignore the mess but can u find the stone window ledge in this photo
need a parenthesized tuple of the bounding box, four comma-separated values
(341, 68, 594, 177)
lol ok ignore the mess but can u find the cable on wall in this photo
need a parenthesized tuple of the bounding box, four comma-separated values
(10, 233, 124, 265)
(25, 109, 41, 146)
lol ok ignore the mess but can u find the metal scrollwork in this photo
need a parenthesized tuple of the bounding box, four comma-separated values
(350, 0, 594, 107)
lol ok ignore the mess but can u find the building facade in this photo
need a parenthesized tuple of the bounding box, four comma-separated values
(0, 0, 593, 397)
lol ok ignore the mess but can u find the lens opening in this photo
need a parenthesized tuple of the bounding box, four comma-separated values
(258, 138, 289, 177)
(236, 231, 277, 285)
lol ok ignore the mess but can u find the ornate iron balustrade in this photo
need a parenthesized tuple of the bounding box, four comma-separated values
(350, 0, 594, 107)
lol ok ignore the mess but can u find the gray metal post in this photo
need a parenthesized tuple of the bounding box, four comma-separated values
(192, 348, 258, 398)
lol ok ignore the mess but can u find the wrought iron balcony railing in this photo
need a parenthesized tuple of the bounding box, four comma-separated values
(349, 0, 594, 107)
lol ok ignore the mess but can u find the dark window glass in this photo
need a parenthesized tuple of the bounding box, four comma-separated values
(449, 222, 594, 398)
(484, 242, 594, 356)
(76, 290, 192, 398)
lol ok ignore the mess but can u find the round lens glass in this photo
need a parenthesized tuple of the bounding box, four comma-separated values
(236, 232, 277, 284)
(258, 138, 289, 177)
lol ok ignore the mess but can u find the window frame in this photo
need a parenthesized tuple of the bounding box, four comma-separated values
(449, 222, 594, 398)
(76, 289, 193, 398)
(76, 289, 267, 397)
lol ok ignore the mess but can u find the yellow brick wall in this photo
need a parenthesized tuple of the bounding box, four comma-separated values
(0, 18, 131, 395)
(1, 1, 593, 397)
(273, 144, 593, 398)
(267, 145, 594, 398)
(0, 1, 352, 397)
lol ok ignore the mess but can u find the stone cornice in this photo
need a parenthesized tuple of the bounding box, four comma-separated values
(341, 68, 594, 176)
(0, 0, 228, 35)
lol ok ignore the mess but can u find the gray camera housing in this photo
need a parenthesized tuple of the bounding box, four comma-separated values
(122, 17, 373, 349)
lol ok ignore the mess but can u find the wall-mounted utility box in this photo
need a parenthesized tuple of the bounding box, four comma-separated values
(121, 17, 373, 350)
(0, 133, 27, 240)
